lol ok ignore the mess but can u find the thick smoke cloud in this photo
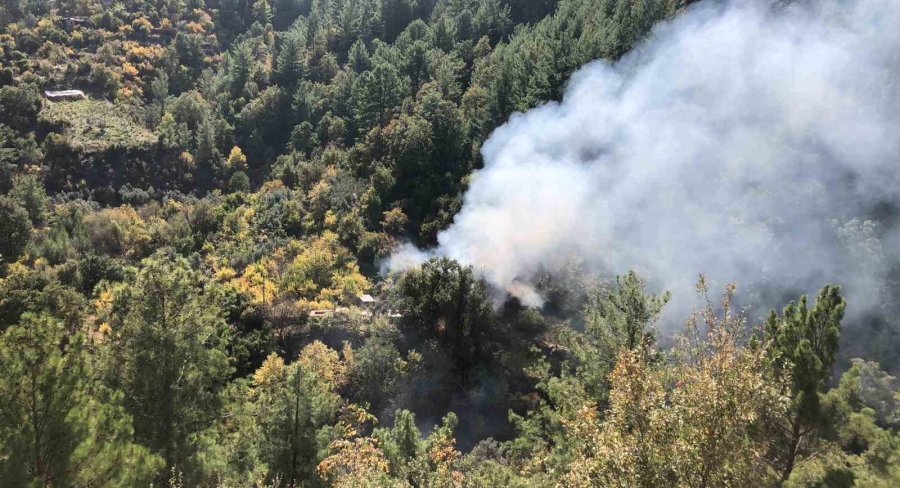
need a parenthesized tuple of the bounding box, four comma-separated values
(392, 0, 900, 322)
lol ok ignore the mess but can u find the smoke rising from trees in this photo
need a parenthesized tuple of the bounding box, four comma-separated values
(392, 0, 900, 323)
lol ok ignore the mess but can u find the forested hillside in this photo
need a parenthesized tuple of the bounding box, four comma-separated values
(1, 0, 898, 486)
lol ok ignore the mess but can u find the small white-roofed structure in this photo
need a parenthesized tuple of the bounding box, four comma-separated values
(357, 294, 376, 305)
(44, 89, 85, 101)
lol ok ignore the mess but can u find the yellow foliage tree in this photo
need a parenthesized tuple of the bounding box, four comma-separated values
(84, 206, 151, 259)
(298, 340, 347, 390)
(563, 283, 786, 488)
(226, 146, 248, 172)
(185, 21, 205, 34)
(317, 405, 398, 488)
(282, 231, 370, 307)
(232, 257, 280, 305)
(131, 17, 152, 37)
(253, 352, 286, 386)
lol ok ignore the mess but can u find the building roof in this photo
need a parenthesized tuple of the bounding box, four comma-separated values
(357, 294, 376, 303)
(44, 89, 85, 99)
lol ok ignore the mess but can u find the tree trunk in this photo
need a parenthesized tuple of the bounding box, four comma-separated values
(781, 419, 803, 482)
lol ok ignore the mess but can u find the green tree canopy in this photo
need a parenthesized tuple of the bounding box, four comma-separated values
(765, 285, 846, 481)
(99, 254, 233, 481)
(0, 313, 161, 486)
(0, 195, 31, 267)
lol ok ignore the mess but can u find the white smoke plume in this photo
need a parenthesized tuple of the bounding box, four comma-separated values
(391, 0, 900, 320)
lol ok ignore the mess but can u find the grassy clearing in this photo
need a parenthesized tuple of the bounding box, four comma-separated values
(39, 99, 157, 153)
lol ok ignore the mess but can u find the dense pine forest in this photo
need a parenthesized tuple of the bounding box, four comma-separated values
(1, 0, 899, 486)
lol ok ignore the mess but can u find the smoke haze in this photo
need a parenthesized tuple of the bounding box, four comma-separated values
(391, 0, 900, 323)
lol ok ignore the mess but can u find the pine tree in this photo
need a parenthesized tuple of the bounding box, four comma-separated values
(574, 271, 669, 404)
(381, 0, 416, 42)
(395, 257, 494, 384)
(252, 344, 344, 485)
(0, 314, 161, 485)
(9, 173, 48, 226)
(351, 62, 408, 136)
(348, 39, 372, 73)
(764, 285, 845, 481)
(0, 195, 30, 266)
(99, 255, 233, 481)
(274, 31, 307, 89)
